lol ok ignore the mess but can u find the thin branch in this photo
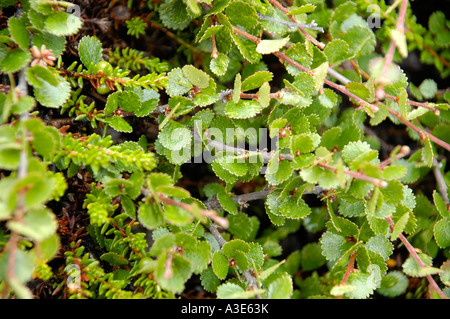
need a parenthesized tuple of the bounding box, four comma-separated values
(266, 0, 325, 49)
(386, 217, 448, 299)
(317, 162, 388, 188)
(379, 0, 409, 83)
(387, 108, 450, 152)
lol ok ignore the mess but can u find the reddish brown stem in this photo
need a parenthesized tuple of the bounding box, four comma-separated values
(387, 108, 450, 151)
(386, 217, 448, 299)
(380, 0, 409, 81)
(317, 162, 387, 188)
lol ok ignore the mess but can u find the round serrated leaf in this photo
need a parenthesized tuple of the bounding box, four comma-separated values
(101, 116, 132, 133)
(8, 17, 30, 50)
(158, 121, 192, 151)
(7, 208, 57, 241)
(33, 74, 71, 108)
(434, 218, 450, 248)
(182, 65, 210, 88)
(44, 12, 82, 36)
(256, 37, 289, 55)
(267, 272, 293, 299)
(212, 251, 229, 280)
(210, 53, 229, 77)
(0, 48, 31, 73)
(78, 36, 102, 68)
(377, 271, 409, 297)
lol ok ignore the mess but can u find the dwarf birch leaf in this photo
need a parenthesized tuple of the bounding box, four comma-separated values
(241, 71, 273, 91)
(434, 218, 450, 248)
(324, 39, 350, 66)
(210, 53, 229, 76)
(433, 190, 449, 219)
(419, 79, 437, 99)
(285, 43, 312, 76)
(224, 99, 261, 119)
(45, 12, 82, 36)
(0, 48, 31, 73)
(33, 74, 71, 108)
(256, 37, 289, 54)
(212, 251, 228, 280)
(182, 65, 210, 88)
(268, 273, 293, 299)
(8, 17, 29, 50)
(78, 36, 102, 68)
(101, 116, 132, 133)
(166, 68, 192, 96)
(390, 211, 409, 241)
(159, 121, 191, 151)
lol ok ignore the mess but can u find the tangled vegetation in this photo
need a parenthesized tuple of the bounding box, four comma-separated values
(0, 0, 449, 299)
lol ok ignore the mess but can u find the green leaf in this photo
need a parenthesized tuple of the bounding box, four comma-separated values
(324, 39, 350, 66)
(182, 65, 210, 88)
(365, 234, 393, 261)
(8, 17, 30, 50)
(222, 239, 250, 257)
(33, 74, 71, 108)
(312, 62, 329, 91)
(300, 243, 326, 271)
(159, 0, 192, 30)
(210, 53, 229, 77)
(200, 267, 221, 293)
(241, 71, 273, 91)
(340, 25, 376, 59)
(31, 31, 66, 58)
(166, 67, 192, 97)
(0, 249, 34, 284)
(256, 36, 289, 54)
(214, 154, 248, 177)
(197, 24, 224, 43)
(216, 282, 264, 299)
(154, 252, 192, 293)
(345, 266, 381, 299)
(419, 79, 437, 99)
(217, 190, 238, 215)
(421, 136, 433, 167)
(267, 272, 293, 299)
(434, 218, 450, 248)
(101, 252, 128, 266)
(433, 190, 449, 219)
(265, 151, 293, 186)
(319, 231, 346, 262)
(7, 208, 57, 241)
(159, 121, 192, 151)
(101, 116, 132, 133)
(0, 48, 31, 73)
(225, 1, 260, 34)
(377, 271, 409, 298)
(390, 211, 409, 241)
(212, 251, 228, 280)
(163, 204, 192, 225)
(45, 12, 82, 36)
(224, 99, 262, 119)
(138, 203, 164, 230)
(78, 36, 103, 68)
(284, 43, 312, 76)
